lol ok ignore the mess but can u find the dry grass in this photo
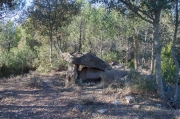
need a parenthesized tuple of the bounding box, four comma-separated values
(80, 95, 95, 105)
(26, 72, 43, 88)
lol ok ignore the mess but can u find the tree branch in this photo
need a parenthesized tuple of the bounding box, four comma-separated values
(118, 0, 153, 24)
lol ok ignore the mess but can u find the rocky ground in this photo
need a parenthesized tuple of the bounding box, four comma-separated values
(0, 69, 179, 119)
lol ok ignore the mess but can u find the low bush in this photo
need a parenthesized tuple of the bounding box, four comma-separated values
(161, 43, 176, 84)
(125, 69, 156, 95)
(102, 50, 121, 63)
(0, 46, 36, 77)
(80, 95, 95, 105)
(26, 73, 43, 88)
(99, 69, 127, 89)
(34, 45, 67, 73)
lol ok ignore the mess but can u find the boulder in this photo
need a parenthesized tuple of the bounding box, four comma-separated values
(65, 64, 78, 86)
(71, 52, 111, 71)
(79, 67, 103, 83)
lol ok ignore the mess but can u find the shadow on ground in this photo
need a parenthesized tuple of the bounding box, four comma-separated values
(0, 72, 176, 119)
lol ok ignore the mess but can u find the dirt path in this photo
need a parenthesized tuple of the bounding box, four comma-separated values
(0, 73, 176, 119)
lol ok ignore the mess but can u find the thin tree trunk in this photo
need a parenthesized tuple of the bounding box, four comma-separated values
(153, 11, 164, 99)
(172, 52, 179, 103)
(143, 28, 148, 67)
(49, 31, 53, 67)
(126, 38, 129, 68)
(21, 60, 24, 75)
(100, 30, 103, 59)
(150, 41, 154, 74)
(171, 0, 179, 104)
(56, 36, 63, 54)
(133, 35, 138, 69)
(82, 23, 86, 51)
(8, 42, 10, 52)
(78, 21, 82, 53)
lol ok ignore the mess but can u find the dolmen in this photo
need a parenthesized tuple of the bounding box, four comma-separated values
(61, 52, 111, 85)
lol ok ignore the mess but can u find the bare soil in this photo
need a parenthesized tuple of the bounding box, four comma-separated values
(0, 71, 178, 119)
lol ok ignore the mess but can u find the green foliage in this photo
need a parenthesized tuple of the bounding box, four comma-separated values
(128, 61, 134, 69)
(0, 0, 177, 82)
(0, 45, 36, 77)
(0, 21, 16, 51)
(28, 0, 81, 37)
(34, 45, 67, 73)
(102, 50, 120, 63)
(161, 43, 176, 84)
(126, 69, 156, 95)
(0, 24, 37, 77)
(27, 0, 81, 66)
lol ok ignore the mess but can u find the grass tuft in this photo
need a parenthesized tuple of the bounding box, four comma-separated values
(80, 95, 95, 105)
(26, 72, 43, 88)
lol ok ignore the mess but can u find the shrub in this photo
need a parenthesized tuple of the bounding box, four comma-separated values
(99, 69, 127, 89)
(0, 45, 36, 77)
(128, 61, 134, 68)
(26, 73, 43, 88)
(80, 95, 95, 105)
(161, 43, 176, 84)
(102, 50, 120, 63)
(35, 45, 67, 73)
(125, 69, 156, 95)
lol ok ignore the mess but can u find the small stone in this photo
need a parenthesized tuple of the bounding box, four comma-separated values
(18, 112, 22, 115)
(133, 105, 141, 109)
(113, 100, 120, 106)
(72, 105, 83, 113)
(92, 113, 96, 116)
(97, 109, 107, 114)
(125, 95, 135, 104)
(156, 104, 162, 107)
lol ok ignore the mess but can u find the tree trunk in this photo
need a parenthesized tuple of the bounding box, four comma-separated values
(172, 52, 179, 103)
(8, 42, 10, 52)
(133, 35, 138, 69)
(171, 0, 179, 104)
(49, 31, 53, 67)
(56, 36, 63, 54)
(143, 28, 148, 67)
(78, 21, 82, 53)
(150, 41, 154, 74)
(126, 39, 129, 68)
(153, 11, 164, 99)
(100, 30, 103, 59)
